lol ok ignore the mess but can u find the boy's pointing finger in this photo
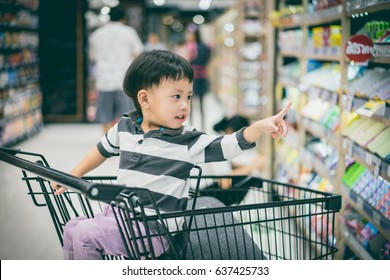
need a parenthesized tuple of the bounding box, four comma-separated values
(276, 101, 292, 118)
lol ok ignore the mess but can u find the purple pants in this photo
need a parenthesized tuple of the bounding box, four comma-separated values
(62, 205, 168, 259)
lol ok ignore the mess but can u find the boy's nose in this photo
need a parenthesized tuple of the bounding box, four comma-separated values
(179, 100, 189, 110)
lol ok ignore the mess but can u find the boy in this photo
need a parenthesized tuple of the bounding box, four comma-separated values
(51, 50, 292, 259)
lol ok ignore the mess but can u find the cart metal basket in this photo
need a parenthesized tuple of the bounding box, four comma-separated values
(0, 147, 342, 260)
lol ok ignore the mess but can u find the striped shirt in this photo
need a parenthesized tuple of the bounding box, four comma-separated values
(97, 110, 256, 229)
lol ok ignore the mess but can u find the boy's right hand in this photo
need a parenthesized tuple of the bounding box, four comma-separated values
(50, 181, 68, 195)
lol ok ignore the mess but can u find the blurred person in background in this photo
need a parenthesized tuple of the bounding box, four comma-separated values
(185, 24, 211, 131)
(144, 32, 167, 51)
(89, 6, 143, 133)
(173, 37, 190, 61)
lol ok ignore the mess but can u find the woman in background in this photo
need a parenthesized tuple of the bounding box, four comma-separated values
(185, 24, 211, 131)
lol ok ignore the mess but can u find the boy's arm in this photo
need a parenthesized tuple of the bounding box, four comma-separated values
(51, 146, 107, 195)
(243, 102, 292, 144)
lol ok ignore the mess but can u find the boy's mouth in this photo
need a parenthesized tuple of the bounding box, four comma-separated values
(175, 115, 185, 120)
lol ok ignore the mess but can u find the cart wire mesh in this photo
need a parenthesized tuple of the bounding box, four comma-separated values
(0, 147, 342, 260)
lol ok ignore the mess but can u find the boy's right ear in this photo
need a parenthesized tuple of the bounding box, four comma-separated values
(138, 90, 150, 109)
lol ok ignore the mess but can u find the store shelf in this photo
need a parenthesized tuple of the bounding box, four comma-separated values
(349, 96, 390, 121)
(371, 56, 390, 64)
(272, 0, 389, 259)
(346, 1, 390, 16)
(304, 52, 342, 62)
(279, 50, 301, 58)
(279, 20, 302, 30)
(0, 0, 43, 146)
(306, 5, 342, 24)
(277, 77, 300, 88)
(340, 219, 375, 260)
(346, 55, 390, 65)
(279, 5, 343, 28)
(343, 138, 390, 182)
(370, 115, 390, 126)
(236, 0, 272, 118)
(341, 185, 390, 241)
(300, 148, 338, 188)
(285, 125, 300, 149)
(302, 118, 338, 147)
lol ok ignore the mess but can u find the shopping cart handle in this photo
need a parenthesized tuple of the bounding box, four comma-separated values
(86, 184, 152, 208)
(0, 146, 21, 156)
(0, 149, 153, 205)
(0, 149, 92, 194)
(85, 183, 128, 202)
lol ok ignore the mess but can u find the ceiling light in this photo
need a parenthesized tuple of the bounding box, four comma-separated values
(224, 38, 234, 47)
(162, 15, 174, 25)
(193, 15, 205, 25)
(103, 0, 119, 7)
(199, 0, 212, 10)
(153, 0, 165, 6)
(100, 6, 110, 15)
(224, 23, 234, 32)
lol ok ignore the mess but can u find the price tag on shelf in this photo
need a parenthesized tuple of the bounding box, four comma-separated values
(373, 211, 381, 226)
(343, 139, 353, 159)
(343, 94, 354, 113)
(366, 152, 373, 165)
(373, 164, 380, 177)
(357, 196, 364, 210)
(330, 92, 338, 106)
(370, 156, 382, 177)
(321, 89, 329, 102)
(309, 87, 320, 100)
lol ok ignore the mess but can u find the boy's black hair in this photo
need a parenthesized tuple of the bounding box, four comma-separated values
(109, 6, 125, 21)
(123, 50, 194, 113)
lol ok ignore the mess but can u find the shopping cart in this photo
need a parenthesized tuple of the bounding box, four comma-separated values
(0, 147, 342, 260)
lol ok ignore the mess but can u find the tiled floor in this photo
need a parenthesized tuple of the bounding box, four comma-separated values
(0, 93, 225, 259)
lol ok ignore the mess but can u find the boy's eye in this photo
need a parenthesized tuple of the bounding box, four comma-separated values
(188, 95, 193, 100)
(173, 94, 180, 99)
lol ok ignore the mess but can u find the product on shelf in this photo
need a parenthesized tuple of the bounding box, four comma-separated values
(301, 98, 340, 129)
(343, 205, 389, 259)
(347, 67, 390, 100)
(240, 61, 262, 79)
(241, 19, 265, 35)
(309, 25, 341, 55)
(0, 0, 42, 146)
(366, 21, 390, 42)
(302, 137, 338, 184)
(367, 127, 390, 160)
(300, 63, 341, 92)
(356, 100, 386, 117)
(346, 0, 389, 12)
(269, 5, 304, 27)
(273, 0, 389, 261)
(240, 42, 262, 60)
(343, 114, 390, 160)
(309, 0, 342, 11)
(278, 61, 301, 84)
(274, 137, 300, 183)
(278, 29, 303, 53)
(342, 161, 390, 219)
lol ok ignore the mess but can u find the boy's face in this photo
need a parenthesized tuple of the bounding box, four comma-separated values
(143, 78, 193, 130)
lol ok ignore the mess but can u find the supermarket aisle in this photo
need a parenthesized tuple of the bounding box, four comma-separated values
(0, 93, 225, 260)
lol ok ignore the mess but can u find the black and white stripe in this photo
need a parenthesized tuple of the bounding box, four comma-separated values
(96, 110, 256, 230)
